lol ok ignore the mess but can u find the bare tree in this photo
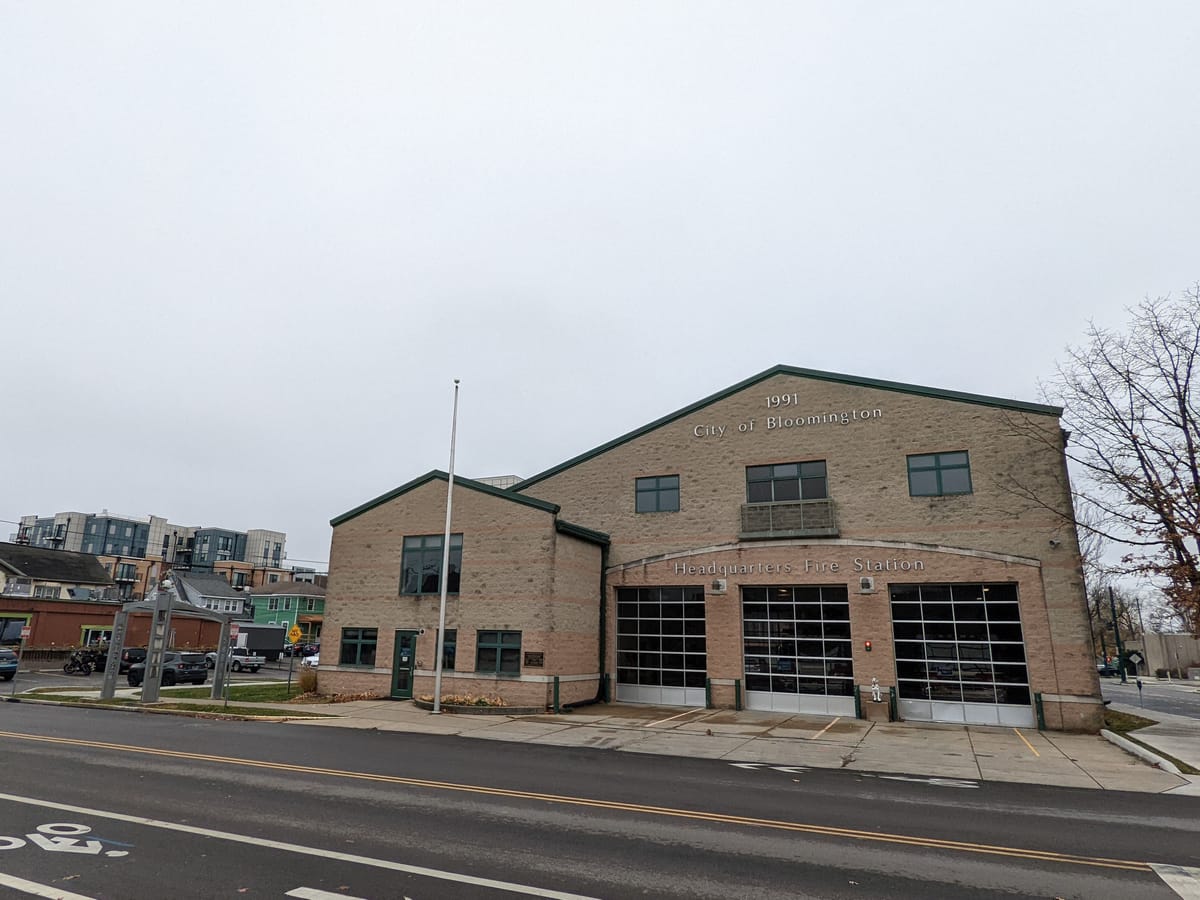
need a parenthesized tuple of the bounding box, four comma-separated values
(1049, 286, 1200, 631)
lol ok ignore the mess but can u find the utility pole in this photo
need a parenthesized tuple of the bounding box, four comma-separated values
(1108, 585, 1127, 685)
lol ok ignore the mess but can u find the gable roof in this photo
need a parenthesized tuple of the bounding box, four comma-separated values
(514, 363, 1062, 491)
(331, 470, 560, 529)
(0, 542, 113, 585)
(171, 571, 244, 601)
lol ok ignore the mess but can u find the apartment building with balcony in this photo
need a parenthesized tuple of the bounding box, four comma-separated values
(14, 512, 291, 596)
(320, 365, 1100, 731)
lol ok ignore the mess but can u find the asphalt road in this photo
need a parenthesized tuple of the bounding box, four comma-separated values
(1102, 677, 1200, 719)
(0, 702, 1196, 899)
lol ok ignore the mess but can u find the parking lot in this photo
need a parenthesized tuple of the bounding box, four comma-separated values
(6, 656, 299, 694)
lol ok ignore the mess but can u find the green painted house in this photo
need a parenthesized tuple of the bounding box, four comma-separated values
(247, 581, 325, 642)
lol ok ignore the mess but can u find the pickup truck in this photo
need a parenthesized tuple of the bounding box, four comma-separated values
(204, 647, 265, 673)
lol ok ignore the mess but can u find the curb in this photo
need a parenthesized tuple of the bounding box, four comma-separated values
(1100, 729, 1182, 775)
(3, 695, 323, 723)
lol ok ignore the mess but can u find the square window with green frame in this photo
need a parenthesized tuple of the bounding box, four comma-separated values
(746, 461, 827, 502)
(907, 451, 973, 497)
(438, 628, 457, 671)
(635, 475, 680, 513)
(400, 534, 463, 595)
(339, 628, 378, 666)
(476, 630, 521, 675)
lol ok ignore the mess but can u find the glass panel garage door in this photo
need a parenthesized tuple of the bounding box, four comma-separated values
(743, 585, 856, 716)
(891, 583, 1034, 727)
(616, 586, 707, 706)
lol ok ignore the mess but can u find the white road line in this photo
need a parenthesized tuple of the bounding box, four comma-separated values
(0, 792, 598, 900)
(645, 707, 705, 728)
(1152, 863, 1200, 899)
(0, 872, 95, 900)
(286, 888, 370, 900)
(811, 717, 840, 740)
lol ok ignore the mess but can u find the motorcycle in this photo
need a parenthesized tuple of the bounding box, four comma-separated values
(63, 650, 93, 676)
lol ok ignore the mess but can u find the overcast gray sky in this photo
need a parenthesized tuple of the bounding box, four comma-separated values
(3, 3, 1198, 568)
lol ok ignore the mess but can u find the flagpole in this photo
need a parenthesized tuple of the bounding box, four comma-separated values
(432, 379, 460, 714)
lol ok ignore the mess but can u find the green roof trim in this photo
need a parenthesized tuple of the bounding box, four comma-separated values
(555, 520, 611, 546)
(515, 363, 1062, 491)
(331, 470, 559, 528)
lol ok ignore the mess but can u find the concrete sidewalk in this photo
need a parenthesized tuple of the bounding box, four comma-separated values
(282, 699, 1200, 795)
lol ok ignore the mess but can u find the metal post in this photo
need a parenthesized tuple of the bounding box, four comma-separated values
(1108, 586, 1127, 684)
(854, 685, 862, 719)
(99, 610, 129, 700)
(734, 678, 742, 711)
(141, 573, 173, 704)
(705, 677, 712, 709)
(553, 676, 560, 713)
(1034, 692, 1046, 731)
(432, 379, 460, 715)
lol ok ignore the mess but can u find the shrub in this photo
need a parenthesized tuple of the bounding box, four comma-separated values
(298, 666, 318, 694)
(417, 693, 508, 708)
(1156, 668, 1168, 678)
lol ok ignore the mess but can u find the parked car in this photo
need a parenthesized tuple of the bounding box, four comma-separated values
(127, 651, 208, 687)
(0, 649, 18, 681)
(204, 647, 265, 672)
(302, 653, 320, 668)
(1097, 662, 1120, 677)
(119, 647, 147, 674)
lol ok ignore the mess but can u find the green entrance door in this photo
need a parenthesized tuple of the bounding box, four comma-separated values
(391, 630, 419, 700)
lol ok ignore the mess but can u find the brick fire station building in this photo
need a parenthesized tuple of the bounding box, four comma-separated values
(320, 365, 1101, 731)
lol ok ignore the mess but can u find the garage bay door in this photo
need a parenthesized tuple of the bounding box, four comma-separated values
(742, 585, 856, 716)
(615, 586, 707, 706)
(891, 583, 1034, 727)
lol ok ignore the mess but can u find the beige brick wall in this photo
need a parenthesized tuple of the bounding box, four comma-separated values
(321, 477, 602, 707)
(518, 372, 1099, 730)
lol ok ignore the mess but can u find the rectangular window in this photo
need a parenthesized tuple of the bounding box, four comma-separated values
(440, 629, 457, 671)
(306, 598, 317, 611)
(340, 628, 378, 666)
(268, 574, 279, 583)
(746, 461, 827, 502)
(907, 451, 972, 497)
(400, 534, 462, 595)
(34, 585, 60, 599)
(635, 475, 680, 513)
(283, 598, 292, 611)
(475, 630, 521, 675)
(268, 598, 279, 611)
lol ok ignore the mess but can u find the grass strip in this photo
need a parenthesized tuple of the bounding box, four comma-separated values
(1104, 709, 1200, 775)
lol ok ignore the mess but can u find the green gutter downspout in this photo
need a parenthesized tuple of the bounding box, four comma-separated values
(597, 545, 608, 703)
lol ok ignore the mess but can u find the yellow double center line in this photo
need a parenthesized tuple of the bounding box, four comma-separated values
(0, 730, 1152, 873)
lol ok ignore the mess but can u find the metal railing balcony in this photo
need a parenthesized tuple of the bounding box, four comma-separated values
(740, 498, 838, 539)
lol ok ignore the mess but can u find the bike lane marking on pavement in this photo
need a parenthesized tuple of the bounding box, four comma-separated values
(1152, 864, 1200, 899)
(0, 730, 1164, 874)
(0, 790, 598, 900)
